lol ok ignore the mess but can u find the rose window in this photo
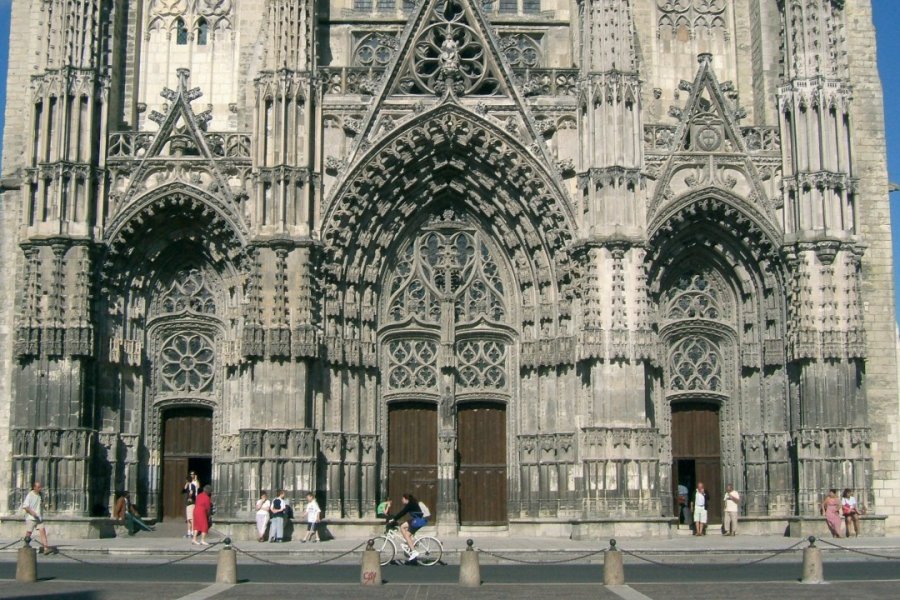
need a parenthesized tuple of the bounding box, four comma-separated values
(399, 0, 499, 96)
(160, 333, 215, 392)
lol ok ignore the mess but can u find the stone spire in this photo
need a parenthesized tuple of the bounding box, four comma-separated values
(778, 0, 869, 517)
(252, 0, 317, 239)
(574, 0, 655, 516)
(11, 0, 109, 516)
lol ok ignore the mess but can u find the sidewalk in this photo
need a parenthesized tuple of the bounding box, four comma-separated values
(2, 530, 899, 564)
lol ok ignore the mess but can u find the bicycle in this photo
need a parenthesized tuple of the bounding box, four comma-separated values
(371, 523, 443, 566)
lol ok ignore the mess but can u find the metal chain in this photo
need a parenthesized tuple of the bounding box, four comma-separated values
(815, 537, 900, 561)
(0, 538, 25, 551)
(477, 548, 607, 564)
(53, 540, 222, 568)
(616, 538, 808, 571)
(231, 541, 368, 566)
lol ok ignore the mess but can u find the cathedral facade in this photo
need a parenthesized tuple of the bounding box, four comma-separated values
(1, 0, 898, 537)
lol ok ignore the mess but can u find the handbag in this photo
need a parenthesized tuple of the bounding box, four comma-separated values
(842, 504, 852, 516)
(410, 516, 427, 530)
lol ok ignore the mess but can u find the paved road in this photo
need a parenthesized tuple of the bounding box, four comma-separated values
(1, 559, 899, 583)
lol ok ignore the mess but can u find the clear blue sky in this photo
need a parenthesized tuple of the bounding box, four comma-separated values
(0, 0, 898, 319)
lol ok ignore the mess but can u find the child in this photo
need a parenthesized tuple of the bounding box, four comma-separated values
(302, 492, 321, 543)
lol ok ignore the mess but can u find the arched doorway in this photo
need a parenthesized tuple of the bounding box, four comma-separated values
(671, 402, 722, 525)
(161, 407, 213, 520)
(380, 211, 513, 526)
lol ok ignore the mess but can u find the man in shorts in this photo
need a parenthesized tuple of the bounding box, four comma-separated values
(691, 481, 709, 536)
(22, 482, 51, 554)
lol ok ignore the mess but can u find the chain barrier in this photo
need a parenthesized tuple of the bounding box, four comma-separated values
(0, 538, 25, 552)
(231, 540, 369, 566)
(815, 537, 900, 561)
(51, 540, 222, 568)
(615, 538, 808, 571)
(477, 548, 607, 565)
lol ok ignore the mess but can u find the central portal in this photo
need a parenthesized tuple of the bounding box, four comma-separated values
(381, 211, 514, 527)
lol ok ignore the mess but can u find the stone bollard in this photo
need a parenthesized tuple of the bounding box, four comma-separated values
(603, 539, 625, 586)
(360, 539, 382, 586)
(459, 539, 481, 587)
(215, 538, 238, 584)
(16, 537, 37, 583)
(801, 536, 824, 584)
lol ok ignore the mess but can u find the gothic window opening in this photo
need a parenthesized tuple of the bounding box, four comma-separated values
(352, 32, 399, 68)
(387, 216, 507, 326)
(387, 338, 439, 391)
(175, 18, 189, 45)
(197, 18, 209, 46)
(154, 268, 218, 317)
(668, 336, 723, 393)
(662, 269, 732, 322)
(382, 211, 512, 397)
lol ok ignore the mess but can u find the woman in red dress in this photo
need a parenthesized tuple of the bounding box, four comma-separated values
(192, 485, 212, 546)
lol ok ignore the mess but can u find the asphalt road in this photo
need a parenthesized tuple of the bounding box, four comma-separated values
(0, 559, 898, 584)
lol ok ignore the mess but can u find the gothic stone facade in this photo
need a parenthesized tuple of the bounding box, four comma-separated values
(0, 0, 898, 536)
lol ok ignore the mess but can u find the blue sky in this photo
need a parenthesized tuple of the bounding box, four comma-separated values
(0, 0, 898, 318)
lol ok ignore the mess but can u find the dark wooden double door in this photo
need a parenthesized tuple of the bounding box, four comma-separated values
(161, 408, 213, 520)
(388, 401, 507, 525)
(671, 402, 722, 524)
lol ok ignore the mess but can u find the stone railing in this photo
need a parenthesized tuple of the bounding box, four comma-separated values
(107, 131, 252, 161)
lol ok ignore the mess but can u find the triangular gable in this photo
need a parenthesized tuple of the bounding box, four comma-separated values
(343, 0, 560, 187)
(649, 54, 773, 220)
(120, 69, 233, 203)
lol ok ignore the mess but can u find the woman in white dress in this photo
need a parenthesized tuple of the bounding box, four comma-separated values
(255, 491, 271, 542)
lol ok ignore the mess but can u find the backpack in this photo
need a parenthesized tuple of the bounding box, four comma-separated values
(419, 501, 431, 518)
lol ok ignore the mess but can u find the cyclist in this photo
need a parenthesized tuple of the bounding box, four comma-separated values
(387, 493, 429, 561)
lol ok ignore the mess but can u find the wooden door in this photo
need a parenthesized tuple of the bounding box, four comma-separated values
(388, 402, 438, 521)
(672, 402, 722, 524)
(162, 408, 213, 520)
(458, 402, 507, 525)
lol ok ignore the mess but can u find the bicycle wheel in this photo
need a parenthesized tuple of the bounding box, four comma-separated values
(412, 536, 442, 566)
(371, 535, 396, 566)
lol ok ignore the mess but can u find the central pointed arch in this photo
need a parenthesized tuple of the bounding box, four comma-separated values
(319, 102, 578, 528)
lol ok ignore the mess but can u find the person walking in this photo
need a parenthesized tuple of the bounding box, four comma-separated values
(822, 488, 843, 538)
(255, 491, 271, 542)
(268, 489, 287, 542)
(690, 482, 709, 536)
(22, 482, 52, 554)
(723, 484, 740, 536)
(302, 492, 321, 543)
(841, 488, 861, 537)
(183, 473, 199, 538)
(192, 485, 213, 545)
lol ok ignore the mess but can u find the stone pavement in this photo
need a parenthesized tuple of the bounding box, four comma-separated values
(1, 528, 899, 564)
